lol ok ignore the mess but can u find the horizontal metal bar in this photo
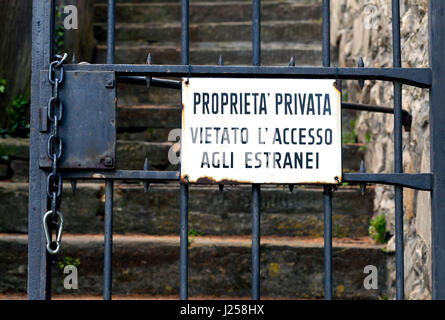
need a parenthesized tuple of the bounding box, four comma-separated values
(343, 173, 432, 191)
(116, 76, 181, 89)
(342, 102, 412, 131)
(61, 170, 179, 181)
(63, 65, 432, 88)
(343, 102, 402, 114)
(61, 170, 432, 190)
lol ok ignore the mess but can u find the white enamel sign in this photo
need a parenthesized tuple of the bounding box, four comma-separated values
(181, 78, 342, 184)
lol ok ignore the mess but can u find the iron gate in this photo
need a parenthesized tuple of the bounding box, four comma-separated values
(29, 0, 445, 300)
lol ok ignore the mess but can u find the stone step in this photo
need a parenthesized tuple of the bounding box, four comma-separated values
(0, 138, 364, 181)
(95, 0, 321, 3)
(0, 138, 175, 179)
(93, 2, 322, 24)
(95, 41, 322, 65)
(116, 84, 180, 107)
(0, 182, 373, 237)
(0, 234, 390, 299)
(0, 293, 298, 300)
(93, 21, 321, 44)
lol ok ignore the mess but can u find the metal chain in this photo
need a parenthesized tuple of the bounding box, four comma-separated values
(44, 53, 68, 255)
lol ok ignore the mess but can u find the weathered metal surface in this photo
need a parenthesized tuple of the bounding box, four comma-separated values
(63, 64, 432, 88)
(181, 78, 342, 184)
(38, 71, 116, 170)
(429, 0, 445, 300)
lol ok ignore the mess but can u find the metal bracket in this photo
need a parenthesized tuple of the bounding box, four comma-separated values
(39, 71, 117, 170)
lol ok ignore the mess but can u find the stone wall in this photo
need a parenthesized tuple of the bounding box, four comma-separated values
(331, 0, 431, 299)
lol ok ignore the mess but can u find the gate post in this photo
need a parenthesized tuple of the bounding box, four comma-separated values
(429, 0, 445, 300)
(28, 0, 53, 300)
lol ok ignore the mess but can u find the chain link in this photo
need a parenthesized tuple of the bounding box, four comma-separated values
(44, 53, 67, 255)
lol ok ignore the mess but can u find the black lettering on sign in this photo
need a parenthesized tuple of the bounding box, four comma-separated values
(201, 152, 210, 168)
(244, 152, 321, 169)
(193, 93, 201, 114)
(230, 93, 238, 114)
(221, 93, 228, 114)
(273, 93, 332, 116)
(203, 93, 210, 114)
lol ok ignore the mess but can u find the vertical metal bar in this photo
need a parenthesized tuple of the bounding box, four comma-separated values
(429, 0, 445, 300)
(29, 0, 53, 300)
(252, 0, 261, 66)
(107, 0, 116, 64)
(103, 0, 115, 300)
(391, 0, 404, 300)
(252, 184, 261, 300)
(104, 180, 114, 300)
(322, 0, 330, 68)
(181, 0, 189, 65)
(180, 183, 189, 300)
(180, 0, 190, 300)
(323, 186, 333, 299)
(251, 0, 261, 300)
(50, 0, 56, 59)
(321, 0, 333, 300)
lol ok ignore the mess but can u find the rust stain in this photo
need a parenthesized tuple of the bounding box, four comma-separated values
(180, 175, 342, 185)
(332, 80, 342, 94)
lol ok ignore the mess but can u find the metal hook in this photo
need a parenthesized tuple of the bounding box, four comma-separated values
(43, 210, 64, 255)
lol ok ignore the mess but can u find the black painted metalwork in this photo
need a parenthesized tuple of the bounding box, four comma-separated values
(323, 186, 333, 299)
(180, 0, 190, 301)
(104, 0, 116, 301)
(104, 180, 114, 300)
(391, 0, 404, 300)
(322, 0, 333, 300)
(251, 0, 262, 301)
(64, 65, 432, 87)
(29, 0, 444, 301)
(429, 0, 445, 300)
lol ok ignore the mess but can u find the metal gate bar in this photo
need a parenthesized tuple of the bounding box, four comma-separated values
(63, 65, 432, 86)
(103, 0, 116, 301)
(321, 0, 333, 300)
(391, 0, 404, 300)
(179, 0, 190, 301)
(251, 0, 262, 301)
(28, 0, 445, 300)
(104, 180, 114, 300)
(429, 0, 445, 300)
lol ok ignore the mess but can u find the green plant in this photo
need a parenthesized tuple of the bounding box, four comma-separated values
(8, 95, 30, 138)
(0, 79, 6, 94)
(334, 224, 346, 238)
(365, 131, 372, 143)
(58, 256, 80, 270)
(188, 229, 205, 246)
(369, 214, 387, 244)
(55, 6, 65, 53)
(342, 119, 358, 144)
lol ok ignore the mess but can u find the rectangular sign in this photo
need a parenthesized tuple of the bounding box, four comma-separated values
(181, 78, 342, 184)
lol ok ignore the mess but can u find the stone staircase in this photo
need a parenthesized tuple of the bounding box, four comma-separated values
(0, 0, 393, 299)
